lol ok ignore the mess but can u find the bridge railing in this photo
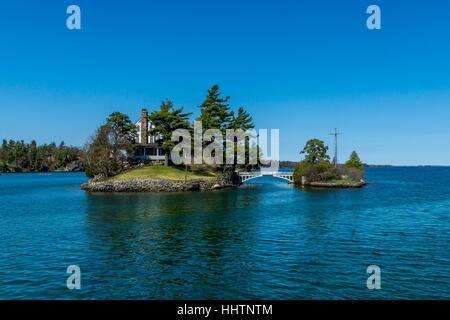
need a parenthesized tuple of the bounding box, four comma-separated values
(238, 171, 293, 175)
(237, 171, 264, 175)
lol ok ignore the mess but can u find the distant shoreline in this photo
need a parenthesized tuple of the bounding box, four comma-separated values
(1, 165, 449, 175)
(364, 165, 447, 168)
(0, 169, 84, 174)
(272, 164, 448, 169)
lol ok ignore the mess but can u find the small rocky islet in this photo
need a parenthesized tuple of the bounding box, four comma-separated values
(81, 171, 240, 193)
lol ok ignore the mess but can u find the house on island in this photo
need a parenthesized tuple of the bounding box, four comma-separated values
(133, 108, 165, 163)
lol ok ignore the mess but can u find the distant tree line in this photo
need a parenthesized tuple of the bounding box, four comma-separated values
(278, 161, 298, 168)
(0, 140, 83, 173)
(259, 160, 297, 169)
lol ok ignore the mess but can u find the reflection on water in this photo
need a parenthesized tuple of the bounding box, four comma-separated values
(83, 187, 264, 299)
(0, 168, 449, 299)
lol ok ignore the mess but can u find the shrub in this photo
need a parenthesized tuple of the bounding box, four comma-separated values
(293, 161, 311, 183)
(294, 160, 338, 183)
(341, 166, 365, 181)
(319, 167, 341, 181)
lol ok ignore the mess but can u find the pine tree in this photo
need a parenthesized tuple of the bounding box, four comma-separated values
(197, 85, 235, 170)
(148, 99, 192, 166)
(0, 139, 7, 162)
(229, 107, 255, 171)
(106, 112, 138, 169)
(106, 112, 138, 144)
(345, 151, 364, 171)
(83, 125, 117, 177)
(197, 84, 233, 134)
(229, 107, 255, 131)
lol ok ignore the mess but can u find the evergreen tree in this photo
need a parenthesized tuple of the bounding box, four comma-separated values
(228, 107, 255, 171)
(106, 112, 137, 141)
(0, 139, 7, 163)
(197, 85, 234, 170)
(105, 112, 138, 169)
(300, 139, 330, 163)
(229, 107, 255, 131)
(148, 99, 192, 166)
(345, 151, 364, 171)
(28, 140, 37, 169)
(197, 84, 233, 133)
(7, 140, 15, 164)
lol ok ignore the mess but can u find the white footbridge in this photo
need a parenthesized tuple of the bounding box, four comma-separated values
(238, 170, 294, 182)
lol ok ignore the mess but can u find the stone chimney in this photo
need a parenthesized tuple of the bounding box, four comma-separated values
(140, 108, 148, 144)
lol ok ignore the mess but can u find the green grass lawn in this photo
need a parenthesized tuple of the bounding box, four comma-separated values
(108, 165, 219, 181)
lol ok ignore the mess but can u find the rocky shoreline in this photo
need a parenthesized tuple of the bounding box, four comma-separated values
(301, 181, 368, 188)
(81, 174, 240, 193)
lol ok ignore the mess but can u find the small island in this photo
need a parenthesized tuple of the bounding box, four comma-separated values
(80, 85, 250, 193)
(81, 165, 241, 193)
(293, 139, 367, 189)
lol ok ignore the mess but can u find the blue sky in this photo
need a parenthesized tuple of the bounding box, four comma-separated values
(0, 0, 449, 165)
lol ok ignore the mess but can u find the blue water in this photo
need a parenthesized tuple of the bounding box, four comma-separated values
(0, 167, 449, 299)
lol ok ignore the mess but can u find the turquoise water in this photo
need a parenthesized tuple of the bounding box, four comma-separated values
(0, 167, 449, 299)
